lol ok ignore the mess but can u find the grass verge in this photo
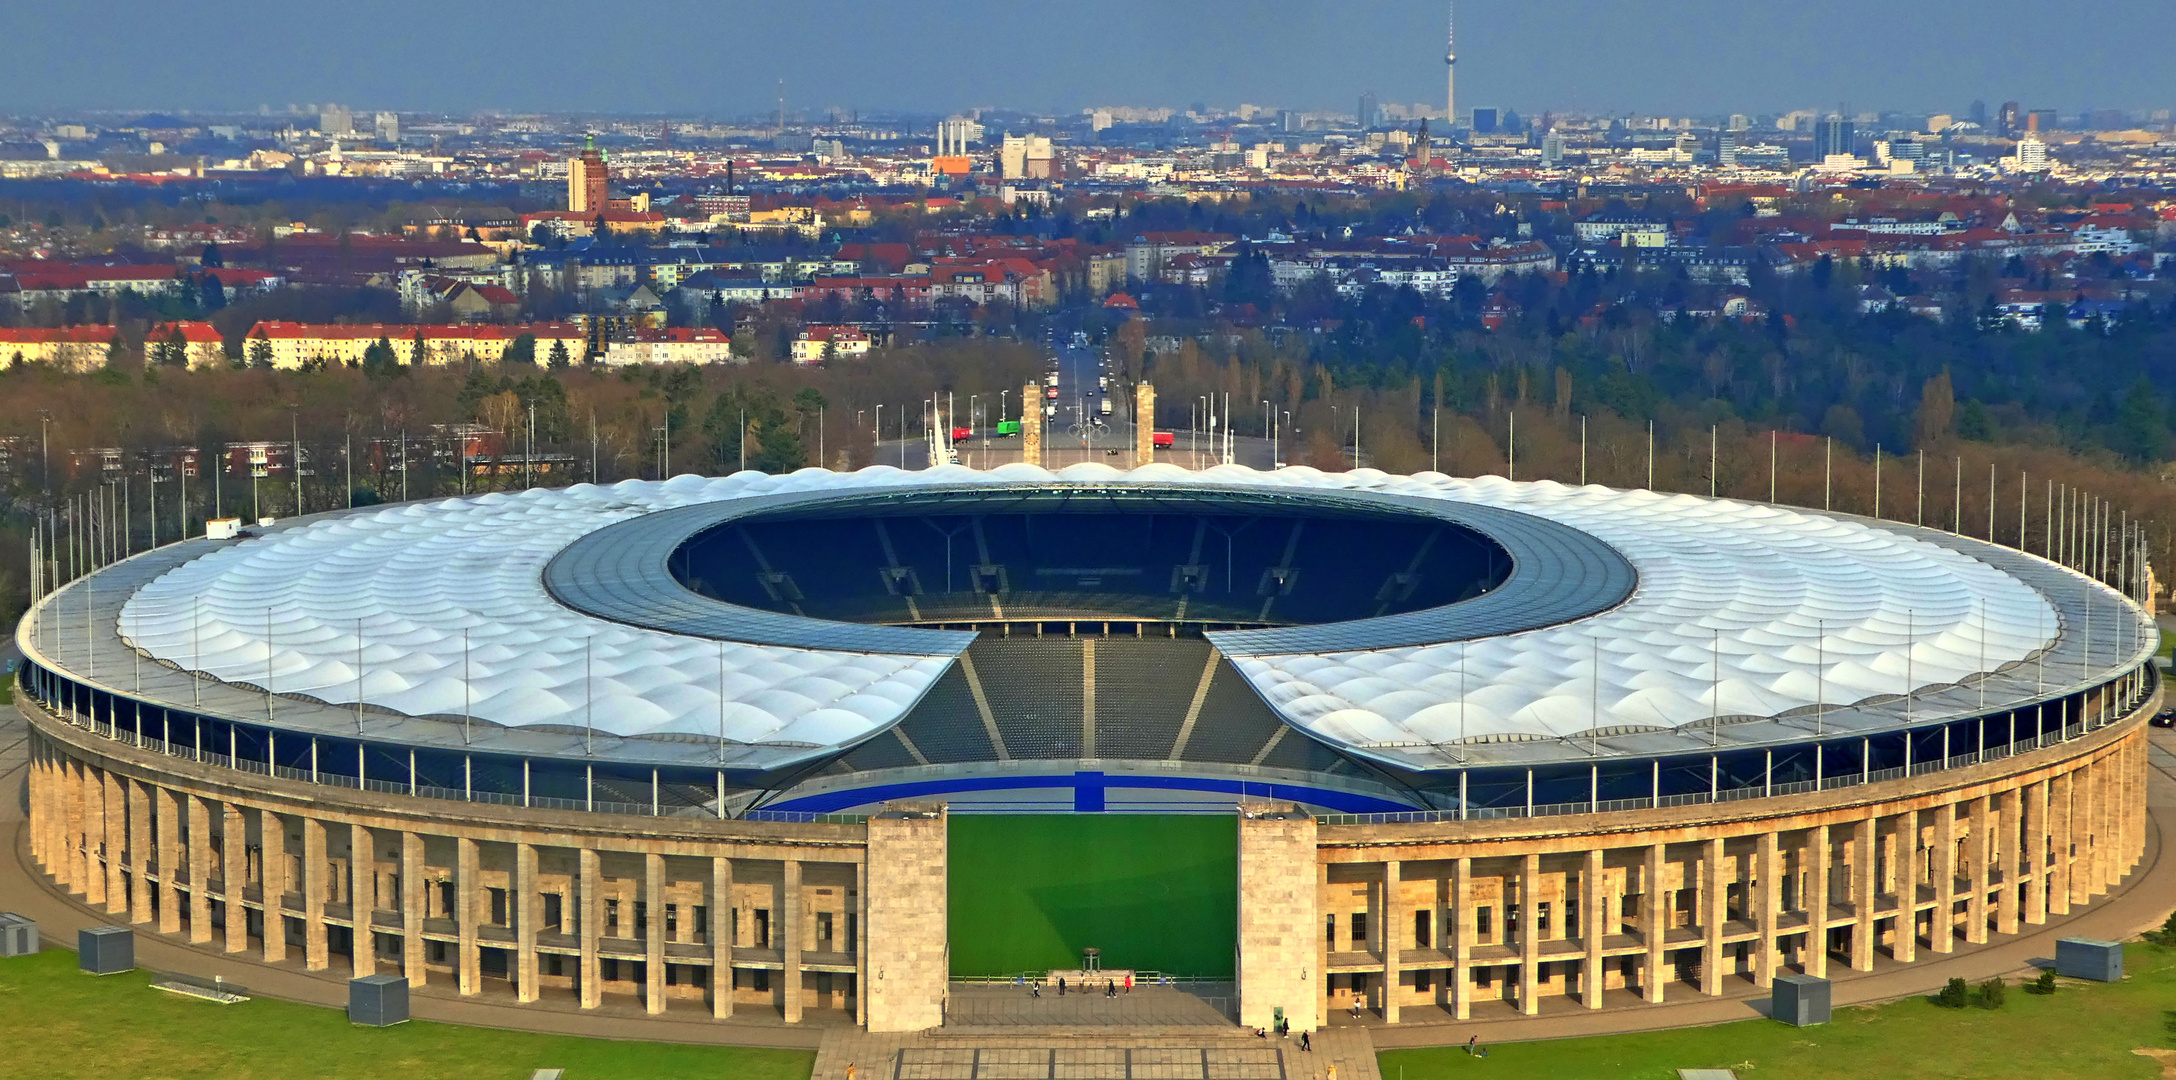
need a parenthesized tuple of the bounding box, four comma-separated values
(1379, 942, 2176, 1080)
(0, 948, 814, 1080)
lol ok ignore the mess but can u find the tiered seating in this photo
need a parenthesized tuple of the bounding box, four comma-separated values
(1091, 638, 1209, 759)
(1176, 659, 1296, 764)
(969, 637, 1085, 758)
(878, 665, 997, 764)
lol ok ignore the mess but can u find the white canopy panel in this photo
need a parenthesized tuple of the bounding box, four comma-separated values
(113, 462, 2061, 757)
(1216, 471, 2057, 748)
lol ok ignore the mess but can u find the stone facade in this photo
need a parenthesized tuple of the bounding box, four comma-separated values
(864, 804, 950, 1032)
(20, 690, 2155, 1035)
(1237, 803, 1318, 1031)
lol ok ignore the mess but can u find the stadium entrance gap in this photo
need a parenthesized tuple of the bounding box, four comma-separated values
(948, 814, 1238, 979)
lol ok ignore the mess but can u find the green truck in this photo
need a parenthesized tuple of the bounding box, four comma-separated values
(994, 420, 1023, 437)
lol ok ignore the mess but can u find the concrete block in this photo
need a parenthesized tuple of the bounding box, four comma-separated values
(0, 913, 36, 957)
(78, 926, 133, 975)
(2054, 937, 2122, 982)
(1770, 973, 1830, 1026)
(348, 974, 410, 1026)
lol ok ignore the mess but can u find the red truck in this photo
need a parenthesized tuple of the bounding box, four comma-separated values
(1152, 432, 1175, 449)
(950, 427, 973, 441)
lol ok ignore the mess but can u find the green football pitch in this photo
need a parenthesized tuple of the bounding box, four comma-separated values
(947, 814, 1238, 978)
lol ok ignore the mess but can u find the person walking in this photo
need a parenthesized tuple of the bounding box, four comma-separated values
(1031, 982, 1041, 998)
(1299, 1032, 1311, 1052)
(1059, 976, 1066, 996)
(1466, 1035, 1477, 1056)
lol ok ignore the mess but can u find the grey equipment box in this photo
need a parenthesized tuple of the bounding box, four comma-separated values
(349, 974, 410, 1026)
(1770, 973, 1831, 1026)
(2054, 937, 2122, 982)
(0, 913, 36, 957)
(78, 926, 134, 974)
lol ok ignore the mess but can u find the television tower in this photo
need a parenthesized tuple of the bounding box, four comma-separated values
(1444, 1, 1458, 128)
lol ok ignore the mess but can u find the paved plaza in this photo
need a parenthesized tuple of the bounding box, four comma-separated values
(944, 983, 1236, 1028)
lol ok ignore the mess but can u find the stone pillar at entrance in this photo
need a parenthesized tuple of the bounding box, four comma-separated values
(1237, 802, 1318, 1033)
(864, 803, 948, 1033)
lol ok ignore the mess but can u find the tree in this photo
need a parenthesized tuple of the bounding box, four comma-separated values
(1914, 370, 1954, 451)
(1973, 977, 2005, 1009)
(246, 328, 274, 369)
(200, 243, 224, 268)
(155, 326, 189, 367)
(2114, 377, 2164, 463)
(503, 332, 538, 365)
(362, 335, 400, 377)
(410, 330, 429, 367)
(197, 273, 226, 312)
(1935, 977, 1969, 1008)
(547, 339, 571, 369)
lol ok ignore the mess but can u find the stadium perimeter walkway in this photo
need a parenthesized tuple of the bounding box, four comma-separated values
(5, 700, 2174, 1064)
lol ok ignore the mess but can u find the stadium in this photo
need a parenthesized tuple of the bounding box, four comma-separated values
(16, 461, 2158, 1034)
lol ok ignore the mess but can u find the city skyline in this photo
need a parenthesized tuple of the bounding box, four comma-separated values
(2, 0, 2173, 118)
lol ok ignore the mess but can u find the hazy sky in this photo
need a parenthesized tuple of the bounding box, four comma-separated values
(5, 0, 2170, 119)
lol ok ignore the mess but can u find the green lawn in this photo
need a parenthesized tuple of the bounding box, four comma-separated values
(948, 814, 1237, 978)
(0, 949, 814, 1080)
(1380, 943, 2176, 1080)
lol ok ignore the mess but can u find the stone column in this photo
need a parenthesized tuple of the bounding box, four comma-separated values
(2023, 780, 2049, 925)
(26, 746, 45, 869)
(302, 816, 328, 969)
(1518, 852, 1540, 1015)
(260, 809, 287, 962)
(1996, 787, 2022, 935)
(1382, 860, 1402, 1023)
(187, 796, 213, 944)
(644, 853, 666, 1015)
(1134, 383, 1157, 467)
(456, 836, 480, 995)
(854, 857, 869, 1025)
(1755, 832, 1779, 988)
(1701, 838, 1726, 995)
(782, 858, 804, 1023)
(82, 766, 108, 909)
(102, 770, 126, 913)
(2088, 755, 2113, 896)
(1965, 797, 1991, 945)
(1895, 813, 1918, 964)
(350, 824, 377, 978)
(2067, 765, 2094, 911)
(1317, 860, 1332, 1022)
(1850, 817, 1876, 971)
(124, 780, 150, 924)
(401, 832, 426, 985)
(1583, 848, 1605, 1007)
(1642, 843, 1666, 1003)
(2048, 772, 2073, 917)
(1929, 803, 1956, 953)
(864, 804, 949, 1033)
(62, 760, 86, 892)
(516, 843, 538, 1003)
(222, 804, 248, 953)
(578, 848, 601, 1009)
(712, 856, 734, 1019)
(155, 786, 183, 935)
(1804, 825, 1830, 979)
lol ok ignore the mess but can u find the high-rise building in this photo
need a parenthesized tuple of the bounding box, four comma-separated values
(567, 134, 608, 214)
(318, 104, 353, 137)
(1539, 129, 1565, 167)
(1358, 91, 1381, 130)
(1471, 107, 1498, 134)
(373, 111, 399, 143)
(2014, 133, 2050, 172)
(1813, 115, 1855, 161)
(1727, 114, 1751, 132)
(1717, 131, 1739, 166)
(2028, 108, 2059, 133)
(1969, 100, 1988, 128)
(999, 134, 1055, 179)
(1997, 101, 2021, 136)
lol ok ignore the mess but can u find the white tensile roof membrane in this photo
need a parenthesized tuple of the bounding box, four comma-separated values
(114, 464, 2058, 757)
